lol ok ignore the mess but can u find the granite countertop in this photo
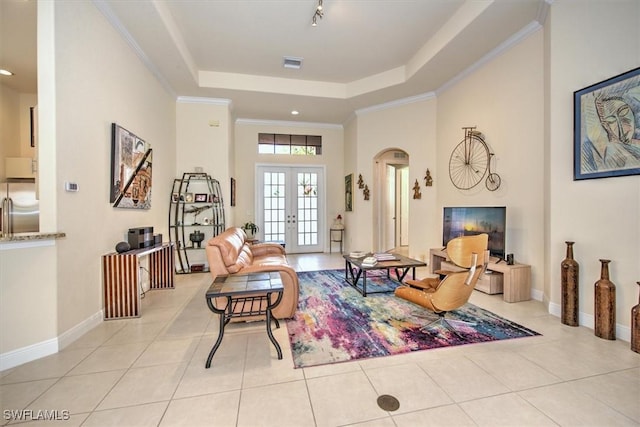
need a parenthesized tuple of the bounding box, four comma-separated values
(0, 232, 66, 242)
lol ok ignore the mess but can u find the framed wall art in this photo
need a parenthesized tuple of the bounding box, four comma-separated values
(345, 173, 353, 212)
(574, 67, 640, 180)
(110, 123, 153, 209)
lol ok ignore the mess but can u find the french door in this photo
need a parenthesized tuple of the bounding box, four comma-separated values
(257, 166, 324, 253)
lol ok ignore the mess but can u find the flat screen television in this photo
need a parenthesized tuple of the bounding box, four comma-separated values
(443, 206, 506, 259)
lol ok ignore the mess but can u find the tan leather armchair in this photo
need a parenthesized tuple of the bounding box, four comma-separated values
(394, 233, 489, 338)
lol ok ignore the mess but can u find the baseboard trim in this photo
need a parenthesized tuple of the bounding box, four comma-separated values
(0, 310, 103, 372)
(0, 338, 58, 372)
(58, 310, 104, 350)
(548, 302, 631, 342)
(531, 288, 544, 301)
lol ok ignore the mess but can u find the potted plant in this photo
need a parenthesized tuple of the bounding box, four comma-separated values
(241, 221, 259, 238)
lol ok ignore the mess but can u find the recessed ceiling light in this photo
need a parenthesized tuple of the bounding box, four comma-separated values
(0, 69, 14, 76)
(291, 110, 300, 115)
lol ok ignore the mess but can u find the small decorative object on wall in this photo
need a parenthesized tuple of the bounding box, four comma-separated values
(357, 174, 365, 189)
(574, 67, 640, 180)
(412, 179, 421, 199)
(194, 193, 208, 203)
(561, 241, 579, 327)
(424, 169, 433, 187)
(363, 184, 370, 201)
(345, 174, 353, 211)
(632, 282, 640, 353)
(110, 123, 152, 209)
(594, 259, 616, 340)
(230, 177, 236, 207)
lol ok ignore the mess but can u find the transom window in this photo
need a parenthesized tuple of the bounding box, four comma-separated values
(258, 133, 322, 155)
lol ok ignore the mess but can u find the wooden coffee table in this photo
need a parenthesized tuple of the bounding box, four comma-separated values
(343, 253, 427, 296)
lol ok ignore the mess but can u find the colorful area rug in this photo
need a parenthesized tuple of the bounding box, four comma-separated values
(286, 269, 540, 368)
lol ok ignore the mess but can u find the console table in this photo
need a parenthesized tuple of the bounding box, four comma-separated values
(102, 243, 175, 319)
(429, 247, 531, 302)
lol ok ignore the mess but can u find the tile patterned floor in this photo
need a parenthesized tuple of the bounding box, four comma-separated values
(1, 252, 639, 426)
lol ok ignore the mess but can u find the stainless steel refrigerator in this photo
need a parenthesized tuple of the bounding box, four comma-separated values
(1, 178, 40, 235)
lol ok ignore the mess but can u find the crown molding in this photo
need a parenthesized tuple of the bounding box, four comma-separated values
(436, 20, 543, 96)
(355, 92, 436, 117)
(92, 0, 176, 98)
(235, 118, 343, 130)
(176, 96, 232, 106)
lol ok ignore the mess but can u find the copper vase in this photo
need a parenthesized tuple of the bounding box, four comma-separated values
(632, 282, 640, 353)
(560, 241, 579, 326)
(594, 259, 615, 340)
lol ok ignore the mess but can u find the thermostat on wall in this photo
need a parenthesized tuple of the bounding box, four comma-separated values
(65, 182, 79, 192)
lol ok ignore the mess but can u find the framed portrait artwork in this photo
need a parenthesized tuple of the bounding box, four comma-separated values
(345, 174, 353, 212)
(194, 193, 208, 203)
(110, 123, 153, 208)
(574, 67, 640, 180)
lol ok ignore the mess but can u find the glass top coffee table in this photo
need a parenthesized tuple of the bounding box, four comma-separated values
(343, 253, 427, 297)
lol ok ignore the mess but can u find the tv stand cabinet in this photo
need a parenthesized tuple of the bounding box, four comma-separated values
(429, 247, 531, 302)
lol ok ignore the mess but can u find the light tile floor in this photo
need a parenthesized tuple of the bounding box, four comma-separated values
(1, 252, 639, 426)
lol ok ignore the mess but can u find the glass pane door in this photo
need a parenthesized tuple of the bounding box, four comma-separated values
(257, 166, 324, 253)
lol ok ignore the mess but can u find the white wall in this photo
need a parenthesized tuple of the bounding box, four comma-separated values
(51, 1, 176, 336)
(176, 99, 233, 266)
(547, 0, 640, 332)
(436, 29, 546, 295)
(0, 243, 57, 358)
(234, 121, 344, 249)
(352, 97, 439, 261)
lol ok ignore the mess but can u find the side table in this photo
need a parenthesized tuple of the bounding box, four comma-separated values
(330, 228, 344, 253)
(204, 272, 284, 368)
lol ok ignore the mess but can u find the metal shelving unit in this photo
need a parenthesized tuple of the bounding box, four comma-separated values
(169, 172, 225, 274)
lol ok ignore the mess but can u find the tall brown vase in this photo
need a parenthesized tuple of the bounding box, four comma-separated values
(561, 241, 579, 326)
(632, 282, 640, 353)
(594, 259, 615, 340)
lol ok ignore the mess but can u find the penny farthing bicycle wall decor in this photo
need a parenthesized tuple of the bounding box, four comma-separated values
(448, 126, 502, 191)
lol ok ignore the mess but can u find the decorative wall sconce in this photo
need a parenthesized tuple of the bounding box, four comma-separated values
(357, 174, 365, 189)
(363, 185, 370, 201)
(413, 179, 422, 199)
(424, 169, 433, 187)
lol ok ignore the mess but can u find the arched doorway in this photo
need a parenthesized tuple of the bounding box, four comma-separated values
(373, 149, 409, 252)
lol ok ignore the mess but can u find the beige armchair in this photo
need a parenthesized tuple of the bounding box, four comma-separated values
(394, 233, 489, 338)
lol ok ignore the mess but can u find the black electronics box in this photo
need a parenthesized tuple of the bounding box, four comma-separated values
(128, 227, 154, 249)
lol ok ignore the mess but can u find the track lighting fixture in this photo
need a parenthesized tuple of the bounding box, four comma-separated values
(312, 0, 324, 26)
